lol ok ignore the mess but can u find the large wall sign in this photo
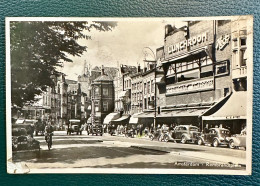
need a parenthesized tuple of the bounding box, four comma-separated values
(216, 34, 230, 50)
(164, 20, 214, 60)
(168, 32, 208, 55)
(166, 77, 214, 95)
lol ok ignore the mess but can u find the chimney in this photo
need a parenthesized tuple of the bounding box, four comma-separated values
(101, 65, 105, 75)
(138, 64, 141, 73)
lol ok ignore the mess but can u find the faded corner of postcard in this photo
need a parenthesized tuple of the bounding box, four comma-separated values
(6, 15, 253, 174)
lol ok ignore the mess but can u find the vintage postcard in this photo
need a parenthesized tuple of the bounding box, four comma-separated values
(6, 16, 253, 174)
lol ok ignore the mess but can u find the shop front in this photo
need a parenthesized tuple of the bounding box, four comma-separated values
(202, 91, 247, 134)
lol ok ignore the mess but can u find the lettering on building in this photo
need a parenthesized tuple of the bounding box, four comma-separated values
(166, 78, 214, 95)
(216, 34, 230, 50)
(168, 32, 208, 55)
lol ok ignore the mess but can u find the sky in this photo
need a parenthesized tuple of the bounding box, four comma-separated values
(59, 19, 186, 80)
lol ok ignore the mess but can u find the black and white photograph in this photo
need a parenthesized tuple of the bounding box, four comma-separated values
(6, 16, 253, 174)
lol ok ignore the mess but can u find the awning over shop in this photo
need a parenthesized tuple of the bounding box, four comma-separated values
(118, 90, 129, 98)
(129, 113, 142, 124)
(87, 117, 92, 124)
(137, 108, 209, 119)
(202, 91, 247, 120)
(111, 115, 130, 125)
(103, 112, 120, 124)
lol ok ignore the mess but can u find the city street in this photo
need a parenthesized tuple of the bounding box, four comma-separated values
(12, 131, 246, 171)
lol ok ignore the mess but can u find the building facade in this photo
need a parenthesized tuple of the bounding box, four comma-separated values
(154, 19, 250, 134)
(91, 66, 115, 124)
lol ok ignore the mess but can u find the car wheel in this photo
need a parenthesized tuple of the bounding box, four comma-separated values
(181, 136, 187, 144)
(197, 138, 203, 145)
(213, 139, 219, 147)
(229, 140, 235, 149)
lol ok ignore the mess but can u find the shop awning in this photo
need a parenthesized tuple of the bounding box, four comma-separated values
(103, 112, 121, 124)
(118, 90, 129, 98)
(202, 91, 247, 120)
(111, 115, 130, 125)
(87, 117, 92, 124)
(137, 108, 209, 119)
(129, 113, 142, 124)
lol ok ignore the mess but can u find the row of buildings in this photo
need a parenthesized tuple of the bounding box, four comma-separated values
(14, 17, 251, 134)
(103, 17, 250, 134)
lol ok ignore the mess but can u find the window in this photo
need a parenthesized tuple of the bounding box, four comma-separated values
(103, 102, 108, 111)
(240, 49, 247, 66)
(232, 30, 247, 68)
(95, 101, 99, 112)
(151, 80, 154, 93)
(232, 50, 238, 68)
(241, 38, 246, 46)
(147, 82, 150, 94)
(103, 88, 109, 96)
(94, 87, 100, 96)
(215, 61, 229, 76)
(144, 83, 147, 94)
(144, 98, 147, 109)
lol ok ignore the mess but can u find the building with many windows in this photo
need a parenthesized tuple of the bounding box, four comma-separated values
(90, 66, 115, 125)
(152, 18, 251, 134)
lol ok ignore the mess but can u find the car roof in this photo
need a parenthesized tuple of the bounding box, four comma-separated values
(25, 119, 38, 122)
(69, 119, 80, 122)
(176, 125, 198, 128)
(209, 128, 229, 131)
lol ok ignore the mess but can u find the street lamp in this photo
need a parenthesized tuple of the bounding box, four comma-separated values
(143, 47, 157, 129)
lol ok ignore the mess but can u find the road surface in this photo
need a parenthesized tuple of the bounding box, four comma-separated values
(11, 131, 246, 172)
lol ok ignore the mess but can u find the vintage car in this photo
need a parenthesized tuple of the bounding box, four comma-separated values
(12, 127, 40, 151)
(67, 119, 83, 135)
(172, 125, 201, 144)
(228, 129, 246, 149)
(197, 128, 231, 147)
(87, 123, 103, 136)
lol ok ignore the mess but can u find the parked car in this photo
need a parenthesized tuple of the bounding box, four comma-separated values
(228, 128, 246, 149)
(67, 119, 83, 135)
(197, 128, 231, 147)
(12, 127, 40, 151)
(172, 125, 201, 144)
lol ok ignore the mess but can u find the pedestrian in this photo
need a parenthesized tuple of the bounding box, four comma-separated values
(204, 124, 209, 134)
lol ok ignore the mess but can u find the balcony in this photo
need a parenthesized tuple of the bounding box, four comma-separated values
(232, 66, 247, 79)
(166, 77, 214, 96)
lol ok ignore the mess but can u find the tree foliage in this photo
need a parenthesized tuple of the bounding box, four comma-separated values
(10, 21, 117, 107)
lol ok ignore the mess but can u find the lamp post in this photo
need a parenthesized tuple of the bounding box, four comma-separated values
(143, 47, 157, 129)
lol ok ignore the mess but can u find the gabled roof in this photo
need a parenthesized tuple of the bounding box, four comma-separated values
(94, 74, 113, 82)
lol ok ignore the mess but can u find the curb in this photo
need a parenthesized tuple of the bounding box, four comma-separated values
(130, 145, 170, 153)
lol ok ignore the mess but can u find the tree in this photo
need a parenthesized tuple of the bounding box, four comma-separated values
(10, 21, 117, 107)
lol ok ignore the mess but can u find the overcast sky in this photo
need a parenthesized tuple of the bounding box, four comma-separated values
(59, 20, 186, 80)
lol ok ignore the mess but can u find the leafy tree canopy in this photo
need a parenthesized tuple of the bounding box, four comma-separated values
(10, 21, 117, 107)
